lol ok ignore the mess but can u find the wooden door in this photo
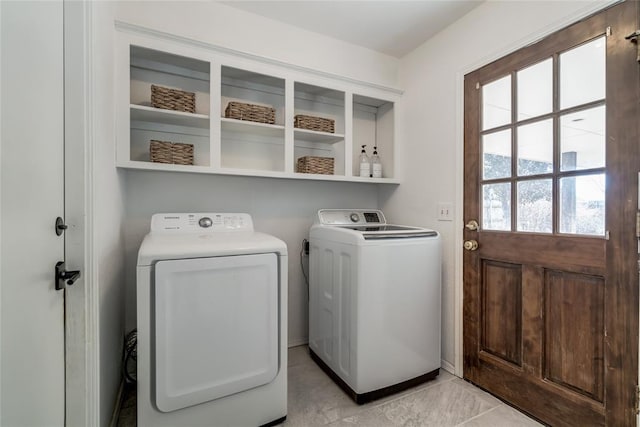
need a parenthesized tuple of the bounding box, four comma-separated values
(0, 1, 66, 425)
(463, 2, 639, 425)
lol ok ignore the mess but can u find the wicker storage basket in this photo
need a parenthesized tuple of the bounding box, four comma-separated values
(294, 114, 335, 133)
(296, 156, 334, 175)
(151, 84, 196, 113)
(150, 140, 194, 165)
(225, 101, 275, 124)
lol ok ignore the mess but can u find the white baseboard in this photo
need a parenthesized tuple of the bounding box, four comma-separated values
(288, 338, 309, 348)
(441, 359, 456, 376)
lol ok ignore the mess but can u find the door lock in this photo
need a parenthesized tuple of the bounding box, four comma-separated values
(465, 220, 479, 231)
(55, 217, 68, 236)
(55, 261, 80, 290)
(463, 240, 479, 251)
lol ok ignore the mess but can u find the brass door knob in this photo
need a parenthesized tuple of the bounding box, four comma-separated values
(463, 240, 479, 251)
(465, 220, 479, 231)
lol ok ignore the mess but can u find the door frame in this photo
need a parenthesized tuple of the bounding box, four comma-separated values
(64, 1, 100, 425)
(452, 0, 622, 378)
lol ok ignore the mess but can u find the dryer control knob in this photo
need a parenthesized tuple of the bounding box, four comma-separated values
(199, 217, 213, 228)
(350, 213, 359, 223)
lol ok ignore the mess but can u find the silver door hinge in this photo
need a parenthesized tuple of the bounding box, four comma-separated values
(636, 211, 640, 238)
(606, 26, 612, 37)
(605, 230, 610, 240)
(476, 82, 480, 90)
(634, 385, 640, 415)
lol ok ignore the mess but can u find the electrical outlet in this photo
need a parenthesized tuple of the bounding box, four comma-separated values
(437, 202, 453, 221)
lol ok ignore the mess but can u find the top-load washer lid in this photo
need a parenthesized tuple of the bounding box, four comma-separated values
(314, 209, 438, 240)
(343, 225, 438, 240)
(137, 213, 287, 266)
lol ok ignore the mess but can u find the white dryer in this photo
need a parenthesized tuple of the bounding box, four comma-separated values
(309, 209, 441, 403)
(137, 213, 287, 427)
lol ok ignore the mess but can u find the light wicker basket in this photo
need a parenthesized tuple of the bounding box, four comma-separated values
(151, 84, 196, 113)
(294, 114, 335, 133)
(296, 156, 334, 175)
(225, 101, 275, 124)
(150, 140, 194, 165)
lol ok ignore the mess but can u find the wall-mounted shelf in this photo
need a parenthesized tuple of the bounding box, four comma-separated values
(131, 105, 210, 129)
(116, 30, 401, 183)
(293, 129, 344, 144)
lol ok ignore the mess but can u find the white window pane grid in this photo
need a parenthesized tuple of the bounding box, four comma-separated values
(560, 37, 605, 110)
(482, 75, 511, 130)
(517, 119, 553, 176)
(482, 129, 511, 180)
(517, 58, 552, 121)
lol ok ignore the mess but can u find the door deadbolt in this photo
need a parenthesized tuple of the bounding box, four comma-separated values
(465, 220, 479, 231)
(463, 240, 479, 251)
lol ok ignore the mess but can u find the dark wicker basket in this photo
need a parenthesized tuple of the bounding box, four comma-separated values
(296, 156, 334, 175)
(225, 101, 275, 124)
(151, 85, 196, 113)
(150, 140, 194, 165)
(294, 114, 335, 133)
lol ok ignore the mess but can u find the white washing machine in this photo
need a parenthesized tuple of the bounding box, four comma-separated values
(309, 209, 441, 403)
(137, 213, 287, 427)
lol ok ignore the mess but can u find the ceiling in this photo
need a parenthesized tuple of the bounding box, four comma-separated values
(220, 1, 482, 58)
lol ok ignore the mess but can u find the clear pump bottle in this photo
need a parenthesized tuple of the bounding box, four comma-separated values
(371, 146, 382, 178)
(359, 145, 370, 178)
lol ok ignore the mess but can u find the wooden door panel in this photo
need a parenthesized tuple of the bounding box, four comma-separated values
(480, 233, 605, 275)
(481, 261, 522, 365)
(470, 361, 605, 426)
(545, 270, 605, 402)
(463, 1, 638, 425)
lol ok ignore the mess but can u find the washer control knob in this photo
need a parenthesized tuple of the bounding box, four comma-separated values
(199, 217, 213, 228)
(350, 213, 359, 223)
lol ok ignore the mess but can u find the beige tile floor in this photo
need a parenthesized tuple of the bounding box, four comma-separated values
(118, 345, 542, 427)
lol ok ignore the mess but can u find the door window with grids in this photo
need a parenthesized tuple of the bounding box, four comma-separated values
(481, 37, 605, 235)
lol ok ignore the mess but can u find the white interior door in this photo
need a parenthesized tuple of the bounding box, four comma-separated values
(1, 1, 66, 425)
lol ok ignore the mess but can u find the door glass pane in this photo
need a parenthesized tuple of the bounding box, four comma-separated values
(560, 174, 605, 235)
(483, 182, 511, 231)
(517, 58, 552, 121)
(483, 129, 511, 179)
(517, 119, 553, 176)
(517, 179, 552, 233)
(560, 37, 605, 109)
(482, 75, 511, 130)
(560, 106, 605, 171)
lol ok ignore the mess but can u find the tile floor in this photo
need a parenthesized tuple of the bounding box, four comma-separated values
(118, 345, 542, 427)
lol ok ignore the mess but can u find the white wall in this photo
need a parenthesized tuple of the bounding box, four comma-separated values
(112, 2, 400, 348)
(380, 0, 614, 373)
(116, 1, 398, 88)
(92, 2, 127, 425)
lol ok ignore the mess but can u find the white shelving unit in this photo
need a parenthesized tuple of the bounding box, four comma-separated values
(116, 29, 401, 184)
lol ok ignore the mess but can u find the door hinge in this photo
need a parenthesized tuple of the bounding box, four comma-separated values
(606, 26, 612, 37)
(476, 82, 480, 90)
(625, 30, 640, 63)
(634, 385, 640, 415)
(636, 211, 640, 238)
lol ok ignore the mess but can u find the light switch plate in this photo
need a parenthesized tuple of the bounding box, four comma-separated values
(437, 202, 453, 221)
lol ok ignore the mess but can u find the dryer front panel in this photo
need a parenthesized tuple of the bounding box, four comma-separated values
(154, 253, 279, 412)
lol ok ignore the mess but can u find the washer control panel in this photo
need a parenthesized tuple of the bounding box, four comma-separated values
(151, 213, 253, 233)
(317, 209, 386, 226)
